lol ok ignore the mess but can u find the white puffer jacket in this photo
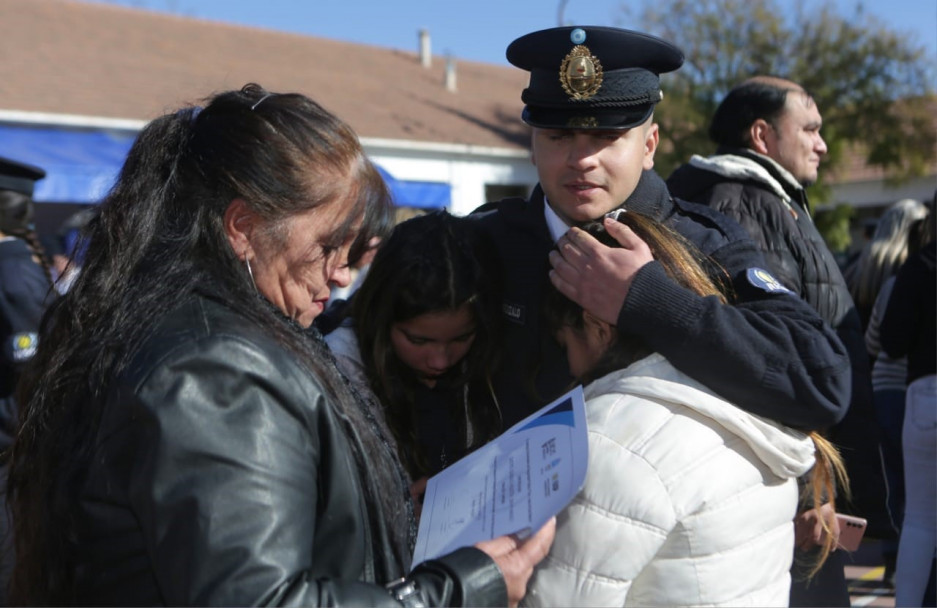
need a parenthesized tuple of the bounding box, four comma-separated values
(524, 354, 817, 607)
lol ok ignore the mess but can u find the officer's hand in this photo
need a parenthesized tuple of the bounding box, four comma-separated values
(794, 502, 840, 551)
(475, 517, 555, 607)
(549, 217, 654, 325)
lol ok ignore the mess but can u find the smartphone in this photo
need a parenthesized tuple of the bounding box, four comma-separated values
(836, 513, 868, 552)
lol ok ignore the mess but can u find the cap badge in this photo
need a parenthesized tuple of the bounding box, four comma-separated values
(559, 45, 603, 101)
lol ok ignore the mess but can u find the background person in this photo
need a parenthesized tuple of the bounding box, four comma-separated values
(0, 155, 53, 603)
(0, 157, 53, 429)
(855, 198, 929, 584)
(49, 207, 97, 295)
(325, 210, 504, 511)
(6, 83, 553, 606)
(844, 198, 928, 329)
(880, 205, 937, 608)
(320, 205, 427, 333)
(525, 212, 846, 607)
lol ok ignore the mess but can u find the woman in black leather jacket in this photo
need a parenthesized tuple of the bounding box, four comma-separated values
(6, 84, 553, 606)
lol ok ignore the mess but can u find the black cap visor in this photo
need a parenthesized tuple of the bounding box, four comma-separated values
(521, 103, 654, 130)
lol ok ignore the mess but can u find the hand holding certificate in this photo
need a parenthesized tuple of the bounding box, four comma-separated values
(411, 386, 588, 567)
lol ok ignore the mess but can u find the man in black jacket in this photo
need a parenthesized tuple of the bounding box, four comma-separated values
(667, 76, 885, 606)
(472, 28, 851, 436)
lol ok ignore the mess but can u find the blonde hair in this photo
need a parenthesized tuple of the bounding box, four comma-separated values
(803, 433, 850, 578)
(846, 198, 928, 320)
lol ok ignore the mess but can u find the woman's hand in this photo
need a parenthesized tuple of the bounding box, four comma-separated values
(475, 517, 556, 607)
(794, 502, 840, 551)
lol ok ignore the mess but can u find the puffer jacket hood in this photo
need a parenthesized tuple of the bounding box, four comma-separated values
(685, 152, 801, 204)
(584, 353, 816, 479)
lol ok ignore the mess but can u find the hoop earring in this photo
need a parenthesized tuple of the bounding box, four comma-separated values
(245, 257, 257, 290)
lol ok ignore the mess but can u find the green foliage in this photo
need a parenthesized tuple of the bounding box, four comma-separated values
(813, 203, 855, 254)
(617, 0, 937, 199)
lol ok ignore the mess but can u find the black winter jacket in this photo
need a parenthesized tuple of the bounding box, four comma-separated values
(668, 150, 855, 326)
(471, 169, 851, 431)
(881, 241, 936, 383)
(69, 293, 506, 606)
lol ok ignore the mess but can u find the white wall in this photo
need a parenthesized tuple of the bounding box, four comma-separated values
(826, 174, 937, 209)
(362, 137, 538, 216)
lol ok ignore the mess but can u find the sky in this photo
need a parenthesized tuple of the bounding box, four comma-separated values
(92, 0, 937, 68)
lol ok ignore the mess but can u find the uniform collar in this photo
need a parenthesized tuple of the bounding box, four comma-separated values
(543, 197, 570, 243)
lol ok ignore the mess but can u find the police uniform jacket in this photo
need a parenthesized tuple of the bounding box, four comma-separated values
(69, 292, 506, 606)
(0, 237, 50, 450)
(471, 169, 851, 431)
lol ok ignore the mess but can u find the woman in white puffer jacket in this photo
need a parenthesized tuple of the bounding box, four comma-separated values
(524, 212, 846, 607)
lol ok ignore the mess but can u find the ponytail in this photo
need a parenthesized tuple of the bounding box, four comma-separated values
(9, 225, 54, 286)
(0, 188, 53, 286)
(803, 432, 850, 579)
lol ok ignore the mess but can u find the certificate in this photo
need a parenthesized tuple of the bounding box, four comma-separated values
(411, 385, 588, 566)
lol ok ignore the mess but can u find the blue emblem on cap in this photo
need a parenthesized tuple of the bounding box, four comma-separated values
(746, 268, 792, 294)
(570, 28, 586, 44)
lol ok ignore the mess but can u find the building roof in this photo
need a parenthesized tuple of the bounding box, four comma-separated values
(2, 0, 931, 190)
(0, 0, 531, 150)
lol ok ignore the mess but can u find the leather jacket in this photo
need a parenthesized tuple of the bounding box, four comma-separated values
(70, 293, 506, 606)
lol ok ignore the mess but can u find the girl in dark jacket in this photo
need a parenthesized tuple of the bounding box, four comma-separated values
(325, 211, 504, 508)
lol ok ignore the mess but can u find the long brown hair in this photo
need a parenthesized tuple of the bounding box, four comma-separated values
(543, 211, 848, 577)
(350, 211, 504, 479)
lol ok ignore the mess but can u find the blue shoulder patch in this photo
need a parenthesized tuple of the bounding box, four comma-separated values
(746, 267, 793, 294)
(9, 332, 39, 363)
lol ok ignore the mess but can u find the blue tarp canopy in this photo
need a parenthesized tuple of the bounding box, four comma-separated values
(374, 165, 450, 209)
(0, 124, 136, 203)
(0, 124, 450, 208)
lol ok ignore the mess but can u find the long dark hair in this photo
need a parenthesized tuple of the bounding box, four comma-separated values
(543, 211, 847, 579)
(7, 83, 407, 603)
(350, 211, 504, 478)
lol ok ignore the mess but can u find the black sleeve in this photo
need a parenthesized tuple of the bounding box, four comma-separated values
(617, 236, 851, 431)
(268, 548, 506, 607)
(878, 254, 921, 360)
(707, 193, 804, 295)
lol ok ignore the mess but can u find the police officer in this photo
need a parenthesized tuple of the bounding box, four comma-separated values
(471, 26, 852, 432)
(0, 156, 50, 604)
(0, 156, 52, 443)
